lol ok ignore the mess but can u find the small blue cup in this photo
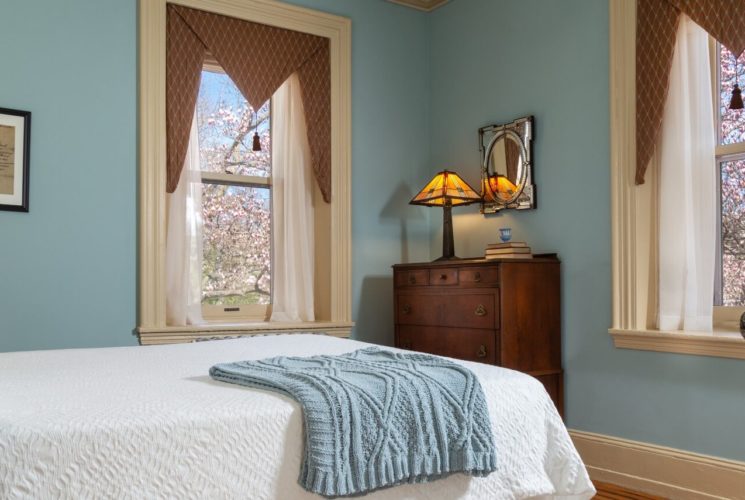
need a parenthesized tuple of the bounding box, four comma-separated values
(499, 227, 512, 243)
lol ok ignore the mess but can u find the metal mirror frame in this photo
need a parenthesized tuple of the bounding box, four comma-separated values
(479, 115, 535, 214)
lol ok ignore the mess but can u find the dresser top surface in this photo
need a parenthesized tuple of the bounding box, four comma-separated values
(392, 255, 559, 269)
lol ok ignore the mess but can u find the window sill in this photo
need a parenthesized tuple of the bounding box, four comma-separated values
(609, 327, 745, 360)
(137, 321, 354, 345)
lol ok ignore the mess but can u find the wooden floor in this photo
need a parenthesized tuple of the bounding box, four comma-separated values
(593, 481, 668, 500)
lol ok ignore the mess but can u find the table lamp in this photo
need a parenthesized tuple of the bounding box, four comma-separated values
(410, 169, 481, 261)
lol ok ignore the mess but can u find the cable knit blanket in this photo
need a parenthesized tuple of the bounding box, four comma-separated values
(209, 347, 497, 497)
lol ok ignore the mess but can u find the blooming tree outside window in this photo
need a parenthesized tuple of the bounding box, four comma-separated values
(718, 44, 745, 306)
(196, 69, 272, 307)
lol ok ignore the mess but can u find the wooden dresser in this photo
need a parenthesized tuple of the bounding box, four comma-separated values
(392, 257, 563, 415)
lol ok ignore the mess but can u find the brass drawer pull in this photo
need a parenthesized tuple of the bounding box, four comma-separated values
(408, 275, 417, 284)
(474, 304, 486, 316)
(439, 273, 448, 280)
(476, 344, 487, 358)
(402, 304, 412, 314)
(474, 272, 481, 282)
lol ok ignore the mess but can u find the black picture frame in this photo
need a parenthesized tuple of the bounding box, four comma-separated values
(0, 107, 31, 212)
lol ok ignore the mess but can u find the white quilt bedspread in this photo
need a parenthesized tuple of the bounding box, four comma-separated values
(0, 334, 595, 499)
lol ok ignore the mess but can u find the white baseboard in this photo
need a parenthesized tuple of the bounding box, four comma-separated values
(569, 430, 745, 500)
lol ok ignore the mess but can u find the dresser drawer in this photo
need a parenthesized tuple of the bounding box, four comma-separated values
(394, 269, 429, 287)
(396, 292, 498, 329)
(459, 266, 499, 286)
(397, 325, 497, 364)
(428, 267, 458, 286)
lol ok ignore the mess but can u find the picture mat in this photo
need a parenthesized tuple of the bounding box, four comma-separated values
(0, 125, 14, 194)
(0, 113, 25, 206)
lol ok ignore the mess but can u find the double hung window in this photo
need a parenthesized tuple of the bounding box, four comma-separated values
(138, 0, 352, 345)
(715, 43, 745, 310)
(609, 1, 745, 358)
(196, 64, 272, 321)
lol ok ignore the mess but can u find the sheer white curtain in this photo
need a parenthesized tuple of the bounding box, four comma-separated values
(658, 15, 716, 332)
(270, 73, 315, 322)
(166, 114, 205, 326)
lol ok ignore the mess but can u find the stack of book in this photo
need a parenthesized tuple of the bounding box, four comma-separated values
(484, 241, 532, 260)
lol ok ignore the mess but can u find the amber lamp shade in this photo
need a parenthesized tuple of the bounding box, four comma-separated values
(410, 170, 481, 261)
(481, 174, 518, 202)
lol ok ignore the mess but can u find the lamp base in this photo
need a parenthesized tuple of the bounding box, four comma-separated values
(433, 255, 463, 262)
(440, 204, 456, 260)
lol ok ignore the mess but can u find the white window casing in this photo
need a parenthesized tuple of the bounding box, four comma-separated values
(137, 0, 353, 344)
(608, 0, 745, 359)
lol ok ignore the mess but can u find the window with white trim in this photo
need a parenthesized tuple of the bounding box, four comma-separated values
(714, 42, 745, 309)
(609, 1, 745, 359)
(197, 64, 272, 321)
(137, 0, 353, 344)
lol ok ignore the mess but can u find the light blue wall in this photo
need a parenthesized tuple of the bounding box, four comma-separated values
(0, 0, 431, 351)
(428, 0, 745, 462)
(0, 0, 137, 351)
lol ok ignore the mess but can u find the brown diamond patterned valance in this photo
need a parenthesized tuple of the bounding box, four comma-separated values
(166, 4, 331, 202)
(636, 0, 745, 185)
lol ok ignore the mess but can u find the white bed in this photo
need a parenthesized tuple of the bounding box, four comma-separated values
(0, 334, 595, 499)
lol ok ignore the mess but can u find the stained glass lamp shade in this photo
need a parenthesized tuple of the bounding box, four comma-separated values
(481, 174, 518, 202)
(410, 170, 482, 260)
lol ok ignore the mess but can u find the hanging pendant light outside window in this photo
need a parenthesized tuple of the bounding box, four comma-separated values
(730, 54, 744, 110)
(252, 110, 262, 151)
(730, 84, 744, 110)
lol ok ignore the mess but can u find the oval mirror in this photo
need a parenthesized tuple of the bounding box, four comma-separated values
(483, 129, 526, 205)
(479, 116, 535, 213)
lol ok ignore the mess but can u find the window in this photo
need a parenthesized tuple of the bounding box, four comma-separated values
(138, 0, 352, 344)
(609, 0, 745, 359)
(197, 66, 272, 321)
(715, 43, 745, 308)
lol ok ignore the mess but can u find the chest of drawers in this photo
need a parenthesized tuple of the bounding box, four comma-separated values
(392, 257, 563, 415)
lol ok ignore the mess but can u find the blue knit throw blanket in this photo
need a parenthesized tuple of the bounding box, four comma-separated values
(209, 347, 497, 497)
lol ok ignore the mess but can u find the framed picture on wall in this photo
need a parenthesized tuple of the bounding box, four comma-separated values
(0, 107, 31, 212)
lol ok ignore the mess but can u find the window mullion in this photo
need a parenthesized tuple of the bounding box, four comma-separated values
(715, 143, 745, 158)
(200, 171, 271, 188)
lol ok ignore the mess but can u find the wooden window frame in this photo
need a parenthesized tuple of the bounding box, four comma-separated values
(199, 173, 273, 323)
(711, 38, 745, 322)
(198, 63, 272, 323)
(608, 0, 745, 359)
(137, 0, 353, 345)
